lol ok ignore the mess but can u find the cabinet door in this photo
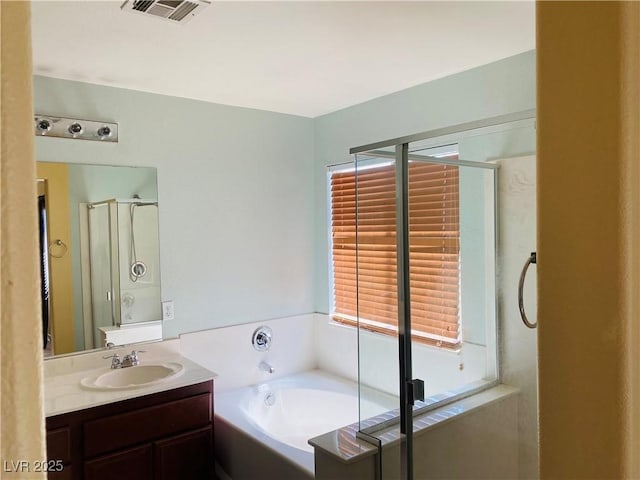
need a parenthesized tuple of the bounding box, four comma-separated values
(46, 426, 72, 479)
(46, 426, 71, 464)
(84, 444, 153, 480)
(47, 466, 72, 480)
(154, 426, 213, 480)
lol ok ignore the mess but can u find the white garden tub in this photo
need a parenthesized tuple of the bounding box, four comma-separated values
(214, 370, 394, 479)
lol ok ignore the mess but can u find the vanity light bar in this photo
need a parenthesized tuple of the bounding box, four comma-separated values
(34, 115, 119, 143)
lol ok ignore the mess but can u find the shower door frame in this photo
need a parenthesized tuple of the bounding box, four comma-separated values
(349, 108, 536, 480)
(87, 199, 122, 332)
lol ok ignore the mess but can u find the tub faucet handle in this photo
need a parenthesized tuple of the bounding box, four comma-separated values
(252, 326, 273, 351)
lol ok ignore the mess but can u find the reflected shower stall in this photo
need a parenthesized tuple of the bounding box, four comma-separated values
(84, 198, 162, 348)
(334, 111, 537, 479)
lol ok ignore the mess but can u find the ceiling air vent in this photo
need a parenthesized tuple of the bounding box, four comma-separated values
(121, 0, 210, 24)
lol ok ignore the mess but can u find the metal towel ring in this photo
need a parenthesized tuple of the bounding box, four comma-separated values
(48, 239, 68, 258)
(518, 252, 537, 329)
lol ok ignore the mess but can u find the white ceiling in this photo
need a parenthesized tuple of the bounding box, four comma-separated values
(30, 1, 535, 118)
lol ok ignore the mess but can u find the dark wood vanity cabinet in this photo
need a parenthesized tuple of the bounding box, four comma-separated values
(46, 380, 214, 480)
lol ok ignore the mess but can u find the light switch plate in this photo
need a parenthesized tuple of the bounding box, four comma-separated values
(162, 301, 175, 321)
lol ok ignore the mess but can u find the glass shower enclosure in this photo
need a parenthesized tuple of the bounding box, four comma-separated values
(344, 110, 537, 479)
(86, 198, 162, 348)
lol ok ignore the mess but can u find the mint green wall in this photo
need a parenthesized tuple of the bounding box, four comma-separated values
(313, 50, 536, 344)
(33, 50, 535, 344)
(34, 76, 315, 340)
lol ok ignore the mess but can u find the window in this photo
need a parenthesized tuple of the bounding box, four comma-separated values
(330, 160, 460, 349)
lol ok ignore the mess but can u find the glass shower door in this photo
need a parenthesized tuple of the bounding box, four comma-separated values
(350, 113, 538, 480)
(353, 145, 501, 479)
(407, 121, 538, 479)
(329, 148, 402, 426)
(352, 147, 404, 476)
(407, 148, 498, 402)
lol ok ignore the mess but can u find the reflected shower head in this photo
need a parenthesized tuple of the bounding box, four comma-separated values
(130, 194, 157, 207)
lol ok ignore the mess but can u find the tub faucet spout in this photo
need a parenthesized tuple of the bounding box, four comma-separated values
(259, 361, 275, 374)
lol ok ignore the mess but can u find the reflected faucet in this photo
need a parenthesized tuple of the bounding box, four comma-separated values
(259, 361, 275, 374)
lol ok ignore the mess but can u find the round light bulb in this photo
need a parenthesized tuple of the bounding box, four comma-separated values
(68, 122, 83, 135)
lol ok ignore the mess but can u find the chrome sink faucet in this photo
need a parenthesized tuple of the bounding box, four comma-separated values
(259, 361, 275, 374)
(103, 350, 145, 369)
(103, 353, 121, 369)
(122, 350, 145, 367)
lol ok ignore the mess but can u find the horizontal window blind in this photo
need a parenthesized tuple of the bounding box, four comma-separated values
(331, 161, 460, 348)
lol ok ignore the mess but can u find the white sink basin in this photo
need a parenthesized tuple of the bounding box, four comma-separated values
(81, 363, 184, 390)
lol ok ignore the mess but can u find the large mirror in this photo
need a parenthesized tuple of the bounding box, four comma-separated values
(37, 162, 162, 357)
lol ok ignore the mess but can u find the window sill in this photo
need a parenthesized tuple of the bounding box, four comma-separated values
(326, 315, 463, 356)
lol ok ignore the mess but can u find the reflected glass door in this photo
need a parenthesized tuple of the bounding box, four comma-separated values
(88, 203, 113, 347)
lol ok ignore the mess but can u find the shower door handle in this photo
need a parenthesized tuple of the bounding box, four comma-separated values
(407, 379, 425, 404)
(518, 252, 537, 329)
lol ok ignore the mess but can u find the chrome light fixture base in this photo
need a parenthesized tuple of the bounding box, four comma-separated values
(34, 115, 119, 143)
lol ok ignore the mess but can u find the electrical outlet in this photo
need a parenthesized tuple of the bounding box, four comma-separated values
(162, 301, 175, 321)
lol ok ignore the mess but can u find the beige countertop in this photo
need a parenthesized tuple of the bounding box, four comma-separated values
(43, 339, 217, 417)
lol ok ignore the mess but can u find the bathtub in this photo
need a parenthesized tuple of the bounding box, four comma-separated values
(214, 370, 395, 479)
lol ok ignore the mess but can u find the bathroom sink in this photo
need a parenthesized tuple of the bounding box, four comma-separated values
(81, 363, 184, 390)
